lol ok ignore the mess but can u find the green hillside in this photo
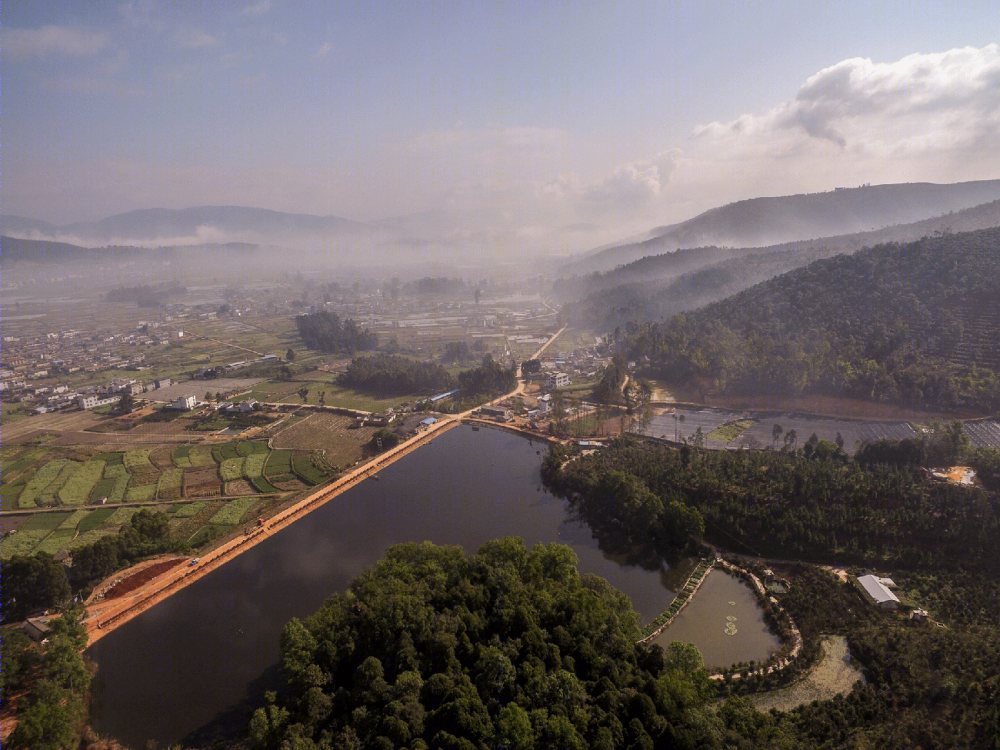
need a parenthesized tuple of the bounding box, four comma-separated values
(620, 228, 1000, 412)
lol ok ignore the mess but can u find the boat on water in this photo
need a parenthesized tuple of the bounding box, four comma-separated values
(369, 474, 380, 480)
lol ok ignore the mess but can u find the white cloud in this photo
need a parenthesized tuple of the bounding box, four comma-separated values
(577, 151, 681, 213)
(3, 26, 108, 60)
(313, 42, 333, 59)
(175, 27, 220, 49)
(241, 0, 272, 16)
(695, 45, 1000, 160)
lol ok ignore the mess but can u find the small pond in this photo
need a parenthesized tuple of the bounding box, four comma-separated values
(653, 569, 781, 671)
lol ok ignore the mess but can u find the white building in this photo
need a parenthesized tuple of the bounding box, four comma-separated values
(168, 395, 198, 411)
(77, 394, 118, 410)
(857, 574, 900, 610)
(547, 372, 571, 389)
(537, 393, 552, 414)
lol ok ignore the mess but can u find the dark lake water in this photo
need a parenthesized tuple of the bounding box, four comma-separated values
(652, 569, 782, 671)
(89, 426, 688, 748)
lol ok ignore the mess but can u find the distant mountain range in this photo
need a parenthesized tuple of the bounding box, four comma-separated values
(562, 179, 1000, 275)
(562, 198, 1000, 331)
(2, 205, 391, 250)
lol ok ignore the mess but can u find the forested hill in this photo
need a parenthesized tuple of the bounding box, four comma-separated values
(562, 180, 1000, 275)
(622, 227, 1000, 412)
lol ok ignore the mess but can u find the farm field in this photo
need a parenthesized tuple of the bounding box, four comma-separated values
(0, 437, 333, 550)
(271, 412, 378, 469)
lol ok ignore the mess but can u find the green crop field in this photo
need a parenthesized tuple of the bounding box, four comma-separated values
(243, 452, 268, 479)
(68, 529, 114, 550)
(58, 509, 91, 530)
(172, 445, 193, 468)
(292, 455, 328, 485)
(38, 462, 80, 506)
(125, 484, 157, 502)
(104, 462, 129, 478)
(220, 442, 241, 460)
(251, 476, 281, 493)
(19, 459, 73, 508)
(219, 457, 244, 482)
(1, 483, 25, 512)
(78, 507, 120, 533)
(706, 419, 757, 444)
(208, 497, 257, 526)
(58, 460, 106, 505)
(265, 449, 293, 476)
(104, 506, 139, 526)
(124, 449, 156, 472)
(172, 501, 208, 518)
(1, 530, 50, 558)
(110, 474, 130, 502)
(189, 445, 216, 467)
(158, 468, 184, 491)
(90, 477, 117, 503)
(35, 528, 78, 556)
(22, 511, 75, 532)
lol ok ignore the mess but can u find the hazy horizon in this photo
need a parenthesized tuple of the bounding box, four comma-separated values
(5, 2, 1000, 254)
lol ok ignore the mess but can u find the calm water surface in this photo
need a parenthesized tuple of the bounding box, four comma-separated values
(89, 426, 682, 748)
(652, 569, 781, 671)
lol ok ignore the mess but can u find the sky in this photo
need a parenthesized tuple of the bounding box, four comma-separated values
(4, 0, 1000, 252)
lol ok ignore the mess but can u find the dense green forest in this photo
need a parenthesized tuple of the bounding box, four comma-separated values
(613, 228, 1000, 411)
(296, 311, 379, 354)
(340, 354, 456, 395)
(106, 281, 187, 307)
(568, 245, 841, 331)
(5, 606, 92, 750)
(250, 539, 789, 750)
(543, 437, 999, 571)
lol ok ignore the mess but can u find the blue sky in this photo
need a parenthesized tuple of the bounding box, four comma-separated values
(4, 1, 999, 250)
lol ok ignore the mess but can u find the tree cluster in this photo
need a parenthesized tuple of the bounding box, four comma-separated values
(339, 355, 456, 396)
(457, 355, 517, 396)
(296, 311, 378, 354)
(7, 606, 91, 750)
(250, 539, 764, 750)
(68, 509, 181, 590)
(106, 282, 186, 307)
(544, 438, 999, 572)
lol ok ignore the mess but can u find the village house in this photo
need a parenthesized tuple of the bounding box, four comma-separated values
(546, 372, 571, 389)
(480, 405, 514, 422)
(168, 395, 198, 411)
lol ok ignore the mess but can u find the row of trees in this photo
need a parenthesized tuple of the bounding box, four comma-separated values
(339, 354, 456, 395)
(457, 354, 517, 396)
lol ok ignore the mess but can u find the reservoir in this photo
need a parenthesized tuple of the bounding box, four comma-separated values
(652, 569, 782, 671)
(89, 426, 685, 748)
